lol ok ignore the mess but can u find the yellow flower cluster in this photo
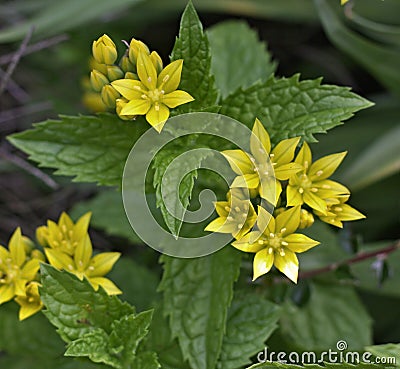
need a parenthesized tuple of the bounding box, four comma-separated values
(0, 212, 121, 321)
(87, 34, 194, 132)
(205, 118, 365, 283)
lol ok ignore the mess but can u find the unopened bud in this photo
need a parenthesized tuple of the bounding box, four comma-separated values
(101, 85, 120, 109)
(274, 207, 285, 217)
(125, 72, 138, 80)
(299, 209, 314, 229)
(21, 236, 34, 253)
(36, 226, 48, 247)
(31, 249, 46, 262)
(90, 70, 109, 92)
(128, 38, 150, 63)
(106, 65, 124, 81)
(150, 51, 163, 73)
(120, 55, 136, 73)
(92, 34, 118, 65)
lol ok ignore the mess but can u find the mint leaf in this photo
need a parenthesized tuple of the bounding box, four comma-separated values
(159, 247, 242, 369)
(219, 75, 373, 143)
(280, 282, 372, 351)
(218, 291, 281, 369)
(40, 264, 135, 343)
(65, 311, 156, 369)
(153, 146, 211, 237)
(365, 344, 400, 368)
(207, 20, 277, 98)
(8, 114, 148, 186)
(171, 2, 218, 111)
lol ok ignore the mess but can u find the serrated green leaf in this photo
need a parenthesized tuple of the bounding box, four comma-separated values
(171, 2, 218, 111)
(217, 291, 281, 369)
(66, 311, 155, 369)
(133, 351, 161, 369)
(40, 263, 135, 343)
(280, 282, 372, 351)
(159, 247, 242, 369)
(0, 301, 64, 358)
(207, 20, 277, 98)
(8, 114, 148, 186)
(219, 75, 373, 143)
(153, 146, 211, 237)
(365, 343, 400, 368)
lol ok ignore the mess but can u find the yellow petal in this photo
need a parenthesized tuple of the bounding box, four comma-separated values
(0, 245, 10, 265)
(89, 277, 122, 295)
(45, 248, 74, 271)
(304, 191, 328, 215)
(137, 51, 157, 90)
(214, 201, 229, 217)
(314, 180, 350, 198)
(21, 259, 40, 280)
(16, 299, 43, 321)
(158, 59, 183, 94)
(59, 212, 74, 229)
(336, 204, 366, 221)
(0, 284, 15, 304)
(275, 206, 301, 236)
(256, 206, 273, 234)
(319, 216, 343, 228)
(74, 212, 92, 240)
(295, 141, 312, 169)
(121, 98, 151, 116)
(221, 150, 254, 176)
(74, 236, 93, 272)
(260, 178, 281, 206)
(231, 174, 260, 189)
(274, 249, 299, 283)
(162, 90, 194, 108)
(204, 217, 236, 234)
(308, 151, 347, 181)
(252, 248, 274, 280)
(9, 228, 26, 267)
(274, 162, 303, 181)
(111, 79, 144, 100)
(271, 137, 300, 165)
(87, 252, 121, 277)
(284, 234, 320, 253)
(250, 118, 271, 163)
(234, 205, 257, 240)
(232, 232, 264, 253)
(128, 38, 150, 62)
(14, 278, 28, 297)
(146, 103, 170, 132)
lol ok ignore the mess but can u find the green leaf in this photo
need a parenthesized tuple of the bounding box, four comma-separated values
(219, 75, 373, 143)
(365, 343, 400, 368)
(40, 263, 135, 343)
(159, 247, 242, 369)
(315, 0, 400, 98)
(65, 311, 156, 369)
(0, 301, 64, 358)
(152, 146, 211, 237)
(8, 114, 148, 186)
(207, 20, 277, 98)
(171, 1, 218, 111)
(217, 291, 281, 369)
(280, 282, 372, 351)
(341, 125, 400, 190)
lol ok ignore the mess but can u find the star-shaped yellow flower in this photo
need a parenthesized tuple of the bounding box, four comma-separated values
(205, 189, 257, 240)
(222, 118, 303, 205)
(44, 235, 121, 295)
(36, 212, 91, 256)
(15, 281, 43, 321)
(315, 194, 365, 228)
(232, 206, 319, 282)
(111, 51, 194, 132)
(287, 142, 349, 215)
(0, 228, 41, 305)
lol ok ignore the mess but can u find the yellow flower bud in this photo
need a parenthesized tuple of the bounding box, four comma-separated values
(150, 51, 163, 73)
(298, 209, 314, 229)
(128, 38, 150, 63)
(30, 249, 46, 262)
(36, 226, 48, 247)
(120, 55, 136, 73)
(273, 207, 285, 217)
(90, 70, 109, 92)
(101, 85, 120, 109)
(124, 72, 138, 80)
(106, 65, 124, 81)
(92, 34, 118, 65)
(21, 236, 35, 254)
(116, 98, 136, 120)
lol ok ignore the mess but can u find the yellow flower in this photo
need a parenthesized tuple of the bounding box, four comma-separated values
(44, 235, 121, 295)
(299, 209, 315, 229)
(205, 189, 257, 239)
(0, 228, 41, 304)
(36, 212, 92, 256)
(92, 34, 118, 65)
(111, 51, 194, 132)
(222, 118, 303, 205)
(287, 142, 349, 215)
(15, 282, 43, 321)
(315, 194, 365, 228)
(232, 206, 319, 282)
(341, 0, 349, 5)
